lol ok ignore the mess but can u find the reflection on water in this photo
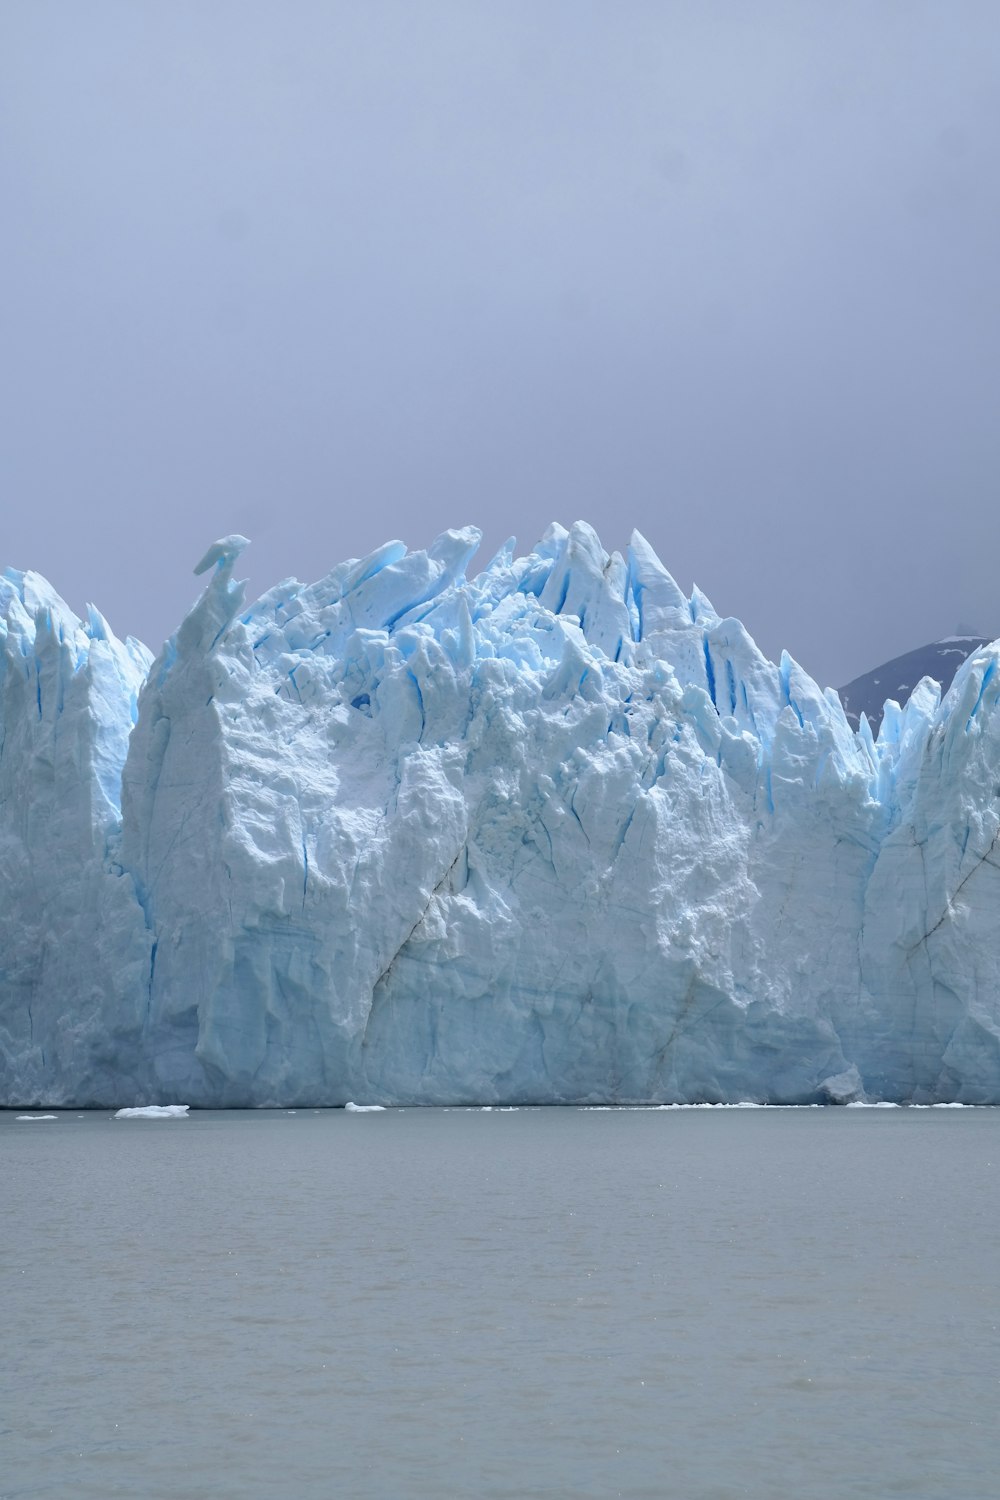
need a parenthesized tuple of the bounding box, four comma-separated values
(4, 1105, 999, 1499)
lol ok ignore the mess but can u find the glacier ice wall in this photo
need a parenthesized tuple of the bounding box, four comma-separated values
(0, 570, 152, 1104)
(3, 525, 1000, 1106)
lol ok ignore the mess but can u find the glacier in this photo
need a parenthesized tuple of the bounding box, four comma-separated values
(2, 522, 1000, 1108)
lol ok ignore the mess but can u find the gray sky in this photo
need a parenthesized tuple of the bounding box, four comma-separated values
(3, 0, 998, 688)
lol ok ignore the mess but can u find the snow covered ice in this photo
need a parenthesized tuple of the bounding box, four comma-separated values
(3, 523, 1000, 1107)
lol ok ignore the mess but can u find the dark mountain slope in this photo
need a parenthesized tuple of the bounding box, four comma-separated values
(838, 635, 988, 731)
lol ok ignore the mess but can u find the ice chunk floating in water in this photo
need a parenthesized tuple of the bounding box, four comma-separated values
(114, 1105, 190, 1119)
(3, 524, 1000, 1108)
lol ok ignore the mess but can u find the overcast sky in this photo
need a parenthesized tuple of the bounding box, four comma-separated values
(2, 1, 998, 687)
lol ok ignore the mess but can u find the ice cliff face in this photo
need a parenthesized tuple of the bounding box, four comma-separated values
(0, 571, 152, 1104)
(3, 525, 999, 1106)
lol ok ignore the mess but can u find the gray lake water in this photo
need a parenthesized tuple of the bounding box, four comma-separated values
(3, 1105, 999, 1500)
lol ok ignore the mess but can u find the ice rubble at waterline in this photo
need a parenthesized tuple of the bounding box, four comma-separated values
(2, 522, 1000, 1108)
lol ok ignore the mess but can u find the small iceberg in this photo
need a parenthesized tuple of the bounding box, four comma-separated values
(344, 1102, 385, 1112)
(114, 1105, 190, 1119)
(16, 1114, 58, 1121)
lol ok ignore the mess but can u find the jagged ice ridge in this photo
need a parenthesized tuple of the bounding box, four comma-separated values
(3, 523, 1000, 1107)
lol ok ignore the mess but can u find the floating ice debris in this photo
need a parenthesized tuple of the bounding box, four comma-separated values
(114, 1105, 190, 1119)
(15, 1114, 57, 1121)
(344, 1102, 385, 1112)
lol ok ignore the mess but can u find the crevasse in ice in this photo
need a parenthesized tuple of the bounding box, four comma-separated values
(2, 524, 999, 1106)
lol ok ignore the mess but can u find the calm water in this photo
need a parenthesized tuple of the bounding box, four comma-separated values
(3, 1105, 999, 1500)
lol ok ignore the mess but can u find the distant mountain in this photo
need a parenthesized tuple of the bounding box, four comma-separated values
(838, 636, 989, 732)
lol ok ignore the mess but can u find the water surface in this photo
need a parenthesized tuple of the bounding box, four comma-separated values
(4, 1105, 999, 1498)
